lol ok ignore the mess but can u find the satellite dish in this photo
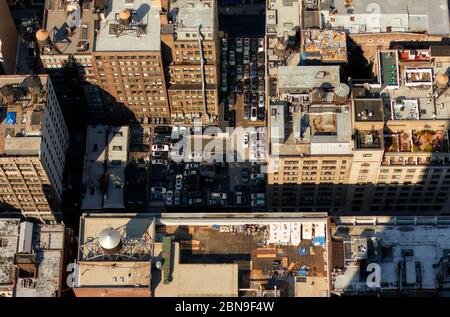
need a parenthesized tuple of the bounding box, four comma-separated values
(98, 228, 122, 254)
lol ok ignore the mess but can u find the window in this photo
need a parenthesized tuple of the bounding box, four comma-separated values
(112, 146, 123, 151)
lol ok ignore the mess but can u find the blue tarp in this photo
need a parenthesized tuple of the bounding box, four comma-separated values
(299, 247, 308, 255)
(298, 270, 308, 276)
(313, 236, 326, 246)
(212, 225, 220, 229)
(6, 112, 16, 125)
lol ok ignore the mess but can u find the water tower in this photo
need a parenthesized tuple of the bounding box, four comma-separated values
(98, 228, 122, 255)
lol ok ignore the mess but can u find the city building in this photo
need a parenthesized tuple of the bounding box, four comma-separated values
(267, 65, 353, 213)
(161, 0, 220, 125)
(0, 218, 75, 297)
(346, 48, 450, 213)
(74, 213, 239, 297)
(81, 125, 129, 211)
(331, 216, 450, 296)
(74, 212, 330, 297)
(300, 29, 347, 64)
(0, 1, 18, 74)
(92, 0, 170, 143)
(0, 75, 69, 221)
(39, 0, 103, 123)
(319, 0, 450, 35)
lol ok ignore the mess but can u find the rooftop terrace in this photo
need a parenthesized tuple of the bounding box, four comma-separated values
(0, 75, 49, 156)
(301, 29, 347, 63)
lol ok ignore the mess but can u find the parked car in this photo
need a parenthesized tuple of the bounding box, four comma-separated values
(244, 64, 250, 78)
(229, 109, 236, 127)
(251, 52, 257, 64)
(235, 191, 243, 205)
(252, 78, 257, 91)
(152, 144, 169, 152)
(258, 93, 264, 108)
(257, 51, 265, 65)
(236, 65, 242, 80)
(221, 78, 227, 92)
(250, 106, 257, 121)
(241, 168, 250, 183)
(229, 92, 235, 107)
(174, 190, 181, 205)
(257, 108, 265, 121)
(244, 78, 250, 91)
(258, 65, 264, 78)
(244, 105, 250, 120)
(229, 50, 235, 66)
(175, 174, 183, 190)
(221, 38, 228, 52)
(244, 38, 250, 51)
(236, 38, 243, 52)
(251, 63, 257, 78)
(166, 190, 173, 205)
(244, 91, 251, 103)
(258, 78, 264, 92)
(189, 198, 203, 205)
(236, 80, 243, 95)
(243, 51, 250, 64)
(258, 37, 264, 52)
(152, 158, 168, 165)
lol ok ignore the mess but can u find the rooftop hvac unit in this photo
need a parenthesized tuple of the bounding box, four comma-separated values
(18, 222, 34, 254)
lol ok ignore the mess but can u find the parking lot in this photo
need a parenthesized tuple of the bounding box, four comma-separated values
(221, 37, 266, 129)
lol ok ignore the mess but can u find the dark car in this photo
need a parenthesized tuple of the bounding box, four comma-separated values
(229, 110, 236, 127)
(258, 65, 264, 78)
(229, 79, 235, 93)
(244, 105, 250, 120)
(236, 54, 243, 65)
(236, 81, 243, 95)
(257, 51, 265, 65)
(241, 168, 250, 182)
(252, 78, 257, 91)
(251, 52, 257, 64)
(229, 92, 235, 107)
(244, 91, 251, 103)
(251, 94, 258, 105)
(258, 78, 264, 92)
(257, 108, 265, 121)
(229, 66, 236, 79)
(244, 78, 250, 91)
(251, 63, 257, 78)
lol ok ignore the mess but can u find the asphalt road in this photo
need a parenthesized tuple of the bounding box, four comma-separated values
(219, 15, 266, 38)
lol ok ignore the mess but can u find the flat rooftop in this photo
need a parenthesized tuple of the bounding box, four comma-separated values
(43, 0, 96, 54)
(320, 0, 450, 35)
(0, 219, 20, 287)
(161, 218, 329, 297)
(153, 242, 239, 297)
(277, 66, 341, 92)
(0, 75, 49, 156)
(355, 99, 384, 122)
(332, 223, 450, 292)
(94, 0, 161, 52)
(266, 0, 300, 38)
(170, 0, 215, 38)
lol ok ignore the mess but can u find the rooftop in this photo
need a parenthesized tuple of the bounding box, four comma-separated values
(43, 0, 96, 55)
(81, 125, 129, 210)
(332, 221, 450, 293)
(94, 0, 161, 52)
(320, 0, 450, 35)
(266, 0, 300, 38)
(354, 99, 384, 122)
(160, 217, 329, 297)
(0, 75, 49, 156)
(0, 219, 66, 297)
(301, 29, 347, 63)
(277, 66, 341, 93)
(169, 0, 215, 40)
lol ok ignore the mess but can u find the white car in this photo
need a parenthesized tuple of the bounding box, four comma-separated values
(244, 38, 250, 51)
(243, 133, 249, 148)
(251, 199, 265, 207)
(251, 193, 265, 200)
(229, 51, 236, 66)
(152, 159, 168, 165)
(236, 38, 243, 53)
(243, 51, 250, 64)
(166, 190, 173, 205)
(258, 37, 264, 52)
(152, 144, 169, 152)
(250, 106, 257, 122)
(221, 38, 228, 52)
(258, 93, 264, 108)
(175, 174, 183, 190)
